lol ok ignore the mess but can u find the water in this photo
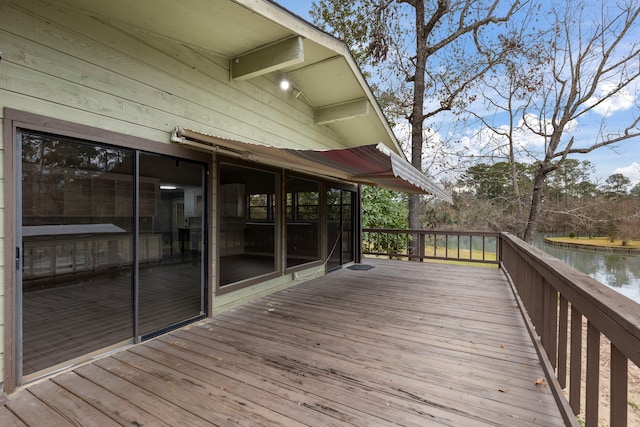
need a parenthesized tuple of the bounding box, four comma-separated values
(533, 234, 640, 304)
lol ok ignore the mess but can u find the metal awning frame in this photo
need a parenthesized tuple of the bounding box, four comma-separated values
(171, 127, 452, 203)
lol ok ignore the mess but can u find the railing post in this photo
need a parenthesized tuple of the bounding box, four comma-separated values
(418, 232, 425, 262)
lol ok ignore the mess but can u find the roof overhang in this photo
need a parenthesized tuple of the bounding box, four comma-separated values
(46, 0, 451, 201)
(172, 127, 452, 202)
(49, 0, 405, 154)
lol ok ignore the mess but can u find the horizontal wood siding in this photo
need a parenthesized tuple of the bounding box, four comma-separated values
(0, 1, 345, 150)
(0, 259, 566, 425)
(0, 0, 355, 389)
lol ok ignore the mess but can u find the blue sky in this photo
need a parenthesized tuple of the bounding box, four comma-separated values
(274, 0, 640, 186)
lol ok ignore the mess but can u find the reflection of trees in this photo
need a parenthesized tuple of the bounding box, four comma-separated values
(22, 133, 128, 219)
(22, 133, 126, 171)
(542, 241, 640, 291)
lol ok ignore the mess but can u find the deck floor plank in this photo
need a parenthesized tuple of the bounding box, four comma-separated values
(51, 372, 173, 427)
(0, 406, 28, 427)
(2, 259, 566, 426)
(220, 307, 547, 406)
(4, 389, 76, 427)
(26, 380, 121, 427)
(201, 318, 553, 425)
(73, 363, 217, 427)
(127, 341, 359, 427)
(167, 327, 472, 427)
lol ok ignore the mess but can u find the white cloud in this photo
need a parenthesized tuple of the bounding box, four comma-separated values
(457, 114, 578, 160)
(587, 83, 636, 117)
(613, 162, 640, 185)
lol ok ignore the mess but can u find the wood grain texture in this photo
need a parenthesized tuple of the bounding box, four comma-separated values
(0, 259, 565, 426)
(0, 1, 341, 150)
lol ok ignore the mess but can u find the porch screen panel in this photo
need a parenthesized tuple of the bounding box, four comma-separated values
(21, 132, 134, 376)
(219, 163, 278, 285)
(286, 177, 320, 268)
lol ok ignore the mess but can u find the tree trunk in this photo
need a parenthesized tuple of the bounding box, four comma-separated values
(510, 161, 525, 239)
(408, 1, 427, 256)
(523, 171, 546, 243)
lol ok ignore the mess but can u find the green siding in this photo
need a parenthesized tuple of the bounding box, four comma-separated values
(0, 0, 352, 388)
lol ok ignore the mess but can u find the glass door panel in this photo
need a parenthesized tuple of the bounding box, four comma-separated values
(286, 177, 320, 268)
(326, 187, 356, 271)
(341, 190, 355, 264)
(327, 188, 343, 270)
(219, 163, 278, 286)
(137, 154, 206, 337)
(21, 132, 134, 376)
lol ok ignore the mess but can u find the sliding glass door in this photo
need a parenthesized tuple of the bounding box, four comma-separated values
(21, 133, 135, 376)
(138, 154, 206, 337)
(19, 131, 206, 379)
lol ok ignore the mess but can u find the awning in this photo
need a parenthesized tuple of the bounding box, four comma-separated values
(172, 127, 452, 203)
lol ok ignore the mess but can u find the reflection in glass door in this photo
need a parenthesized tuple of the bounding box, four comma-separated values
(20, 133, 135, 377)
(137, 154, 206, 338)
(19, 131, 207, 380)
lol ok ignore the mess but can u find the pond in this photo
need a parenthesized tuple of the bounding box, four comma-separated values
(533, 234, 640, 304)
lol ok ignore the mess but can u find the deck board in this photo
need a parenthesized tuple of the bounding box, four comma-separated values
(0, 259, 567, 426)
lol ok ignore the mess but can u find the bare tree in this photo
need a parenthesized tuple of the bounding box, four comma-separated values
(463, 9, 552, 237)
(517, 0, 640, 242)
(312, 1, 521, 241)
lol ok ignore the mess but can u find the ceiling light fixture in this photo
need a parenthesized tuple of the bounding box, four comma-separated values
(279, 78, 291, 91)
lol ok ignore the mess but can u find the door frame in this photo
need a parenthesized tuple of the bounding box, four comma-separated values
(326, 184, 360, 271)
(3, 108, 213, 392)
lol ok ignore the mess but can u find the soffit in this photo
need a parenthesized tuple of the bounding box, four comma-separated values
(48, 0, 403, 155)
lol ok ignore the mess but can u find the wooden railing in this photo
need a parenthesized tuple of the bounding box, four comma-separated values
(362, 229, 640, 427)
(362, 228, 500, 265)
(500, 232, 639, 427)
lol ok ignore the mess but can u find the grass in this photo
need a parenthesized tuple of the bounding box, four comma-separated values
(546, 236, 640, 250)
(364, 245, 498, 268)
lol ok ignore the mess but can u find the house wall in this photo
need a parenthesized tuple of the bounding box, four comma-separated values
(0, 0, 346, 390)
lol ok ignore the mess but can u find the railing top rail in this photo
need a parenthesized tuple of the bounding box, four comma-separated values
(362, 228, 501, 238)
(500, 232, 640, 367)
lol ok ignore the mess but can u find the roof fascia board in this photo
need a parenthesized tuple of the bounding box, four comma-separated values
(231, 0, 347, 52)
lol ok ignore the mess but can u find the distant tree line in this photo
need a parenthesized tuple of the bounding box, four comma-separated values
(408, 160, 640, 242)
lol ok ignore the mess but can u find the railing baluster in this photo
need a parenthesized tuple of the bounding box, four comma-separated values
(585, 321, 600, 427)
(445, 234, 449, 259)
(543, 280, 558, 369)
(610, 343, 627, 427)
(570, 306, 582, 415)
(557, 295, 568, 389)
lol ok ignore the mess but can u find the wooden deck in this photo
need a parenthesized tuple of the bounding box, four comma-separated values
(0, 259, 566, 426)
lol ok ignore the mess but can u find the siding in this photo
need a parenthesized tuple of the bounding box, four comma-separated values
(0, 1, 345, 150)
(0, 0, 349, 388)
